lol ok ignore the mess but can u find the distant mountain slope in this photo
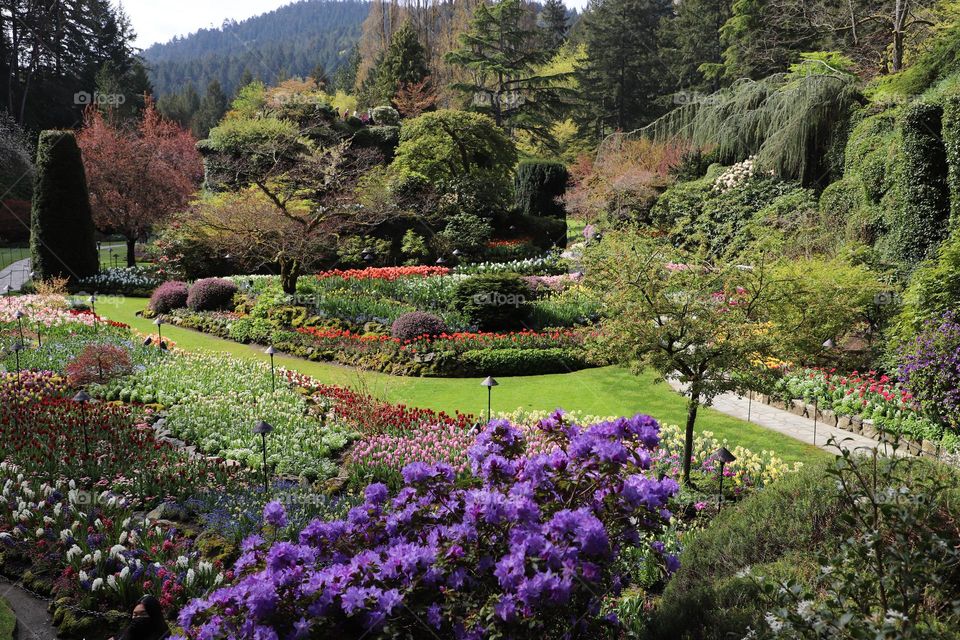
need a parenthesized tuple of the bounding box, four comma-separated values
(143, 0, 369, 97)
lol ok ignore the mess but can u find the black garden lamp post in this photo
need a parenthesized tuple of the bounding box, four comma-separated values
(436, 257, 447, 266)
(253, 420, 274, 492)
(266, 346, 278, 392)
(11, 341, 23, 385)
(155, 318, 167, 350)
(73, 390, 92, 459)
(714, 446, 737, 509)
(13, 310, 25, 345)
(89, 294, 98, 333)
(481, 376, 498, 423)
(812, 339, 836, 446)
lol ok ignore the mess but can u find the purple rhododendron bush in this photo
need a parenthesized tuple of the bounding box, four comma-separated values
(176, 413, 680, 639)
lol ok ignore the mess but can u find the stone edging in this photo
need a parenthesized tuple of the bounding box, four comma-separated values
(754, 394, 942, 457)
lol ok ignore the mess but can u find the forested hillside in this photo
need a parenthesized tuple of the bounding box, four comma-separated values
(143, 0, 369, 98)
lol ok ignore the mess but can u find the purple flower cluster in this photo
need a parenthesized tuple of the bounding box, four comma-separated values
(898, 311, 960, 432)
(176, 413, 679, 640)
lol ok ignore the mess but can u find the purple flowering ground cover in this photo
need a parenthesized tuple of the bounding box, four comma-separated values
(176, 413, 680, 639)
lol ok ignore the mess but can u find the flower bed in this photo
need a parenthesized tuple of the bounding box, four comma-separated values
(0, 462, 229, 634)
(772, 367, 950, 448)
(177, 416, 681, 640)
(78, 266, 164, 296)
(315, 266, 452, 281)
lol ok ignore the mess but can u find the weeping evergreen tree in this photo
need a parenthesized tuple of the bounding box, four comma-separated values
(644, 57, 861, 185)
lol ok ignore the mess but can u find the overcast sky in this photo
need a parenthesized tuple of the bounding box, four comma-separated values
(122, 0, 586, 49)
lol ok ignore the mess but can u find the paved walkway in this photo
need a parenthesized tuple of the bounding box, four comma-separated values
(0, 578, 57, 639)
(667, 380, 890, 453)
(0, 257, 30, 292)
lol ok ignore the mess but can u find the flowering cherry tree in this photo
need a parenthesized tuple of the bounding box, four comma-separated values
(78, 101, 203, 267)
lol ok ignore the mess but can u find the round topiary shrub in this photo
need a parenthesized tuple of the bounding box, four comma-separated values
(149, 281, 189, 313)
(391, 311, 448, 341)
(187, 278, 239, 312)
(454, 272, 532, 331)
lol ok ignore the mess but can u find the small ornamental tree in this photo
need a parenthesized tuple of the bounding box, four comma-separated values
(78, 101, 203, 267)
(584, 229, 780, 484)
(30, 130, 99, 282)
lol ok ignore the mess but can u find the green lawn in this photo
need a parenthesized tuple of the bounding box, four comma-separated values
(0, 597, 14, 640)
(0, 243, 124, 272)
(99, 296, 825, 464)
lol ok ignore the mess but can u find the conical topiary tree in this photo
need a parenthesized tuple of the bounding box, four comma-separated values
(30, 130, 99, 281)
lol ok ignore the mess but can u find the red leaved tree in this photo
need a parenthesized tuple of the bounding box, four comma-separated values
(78, 100, 203, 267)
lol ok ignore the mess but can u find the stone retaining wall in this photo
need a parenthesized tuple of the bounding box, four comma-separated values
(756, 394, 944, 458)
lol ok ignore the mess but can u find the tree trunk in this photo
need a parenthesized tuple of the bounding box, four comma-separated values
(892, 30, 904, 72)
(126, 238, 136, 268)
(683, 383, 701, 485)
(279, 258, 301, 295)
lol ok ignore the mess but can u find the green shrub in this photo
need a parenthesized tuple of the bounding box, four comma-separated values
(514, 159, 568, 218)
(30, 131, 99, 281)
(891, 226, 960, 342)
(227, 317, 276, 344)
(890, 101, 950, 266)
(351, 125, 400, 159)
(510, 214, 567, 250)
(370, 106, 400, 126)
(640, 458, 841, 640)
(391, 311, 447, 341)
(457, 348, 586, 375)
(453, 272, 532, 330)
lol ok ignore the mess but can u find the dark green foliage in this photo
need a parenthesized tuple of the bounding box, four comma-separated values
(191, 81, 229, 139)
(453, 273, 532, 330)
(143, 1, 369, 98)
(447, 0, 575, 148)
(641, 458, 840, 639)
(891, 102, 950, 266)
(378, 23, 430, 103)
(30, 131, 99, 282)
(539, 0, 570, 52)
(510, 214, 568, 250)
(943, 93, 960, 228)
(351, 126, 400, 160)
(659, 0, 732, 92)
(892, 227, 960, 340)
(458, 348, 587, 376)
(514, 160, 568, 218)
(575, 0, 674, 137)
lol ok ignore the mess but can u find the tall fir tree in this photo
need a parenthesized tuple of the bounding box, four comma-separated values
(659, 0, 733, 93)
(575, 0, 674, 139)
(540, 0, 570, 52)
(377, 22, 430, 104)
(191, 80, 229, 139)
(334, 46, 362, 94)
(446, 0, 575, 148)
(30, 131, 99, 281)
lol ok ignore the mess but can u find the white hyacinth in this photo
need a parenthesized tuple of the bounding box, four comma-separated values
(91, 578, 103, 591)
(66, 545, 82, 561)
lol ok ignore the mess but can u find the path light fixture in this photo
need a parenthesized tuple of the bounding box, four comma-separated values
(35, 323, 41, 348)
(154, 318, 167, 350)
(11, 342, 24, 385)
(73, 390, 92, 459)
(13, 310, 25, 345)
(481, 376, 498, 423)
(812, 339, 836, 446)
(714, 446, 737, 509)
(1, 285, 9, 296)
(266, 346, 278, 392)
(89, 294, 98, 333)
(253, 420, 274, 492)
(436, 257, 447, 266)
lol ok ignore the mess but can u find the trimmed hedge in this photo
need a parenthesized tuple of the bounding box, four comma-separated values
(391, 312, 447, 341)
(149, 281, 189, 314)
(453, 272, 532, 331)
(892, 102, 950, 266)
(457, 348, 586, 376)
(943, 92, 960, 228)
(30, 131, 99, 281)
(514, 160, 568, 219)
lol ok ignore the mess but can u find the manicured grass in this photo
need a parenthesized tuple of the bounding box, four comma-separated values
(99, 297, 825, 464)
(0, 597, 14, 640)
